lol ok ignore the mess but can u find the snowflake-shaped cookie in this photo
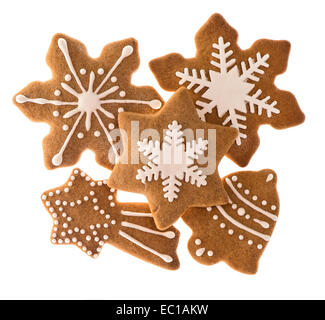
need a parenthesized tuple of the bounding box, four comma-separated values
(150, 13, 305, 167)
(41, 168, 180, 270)
(108, 88, 238, 230)
(183, 169, 279, 274)
(136, 120, 208, 202)
(14, 34, 162, 170)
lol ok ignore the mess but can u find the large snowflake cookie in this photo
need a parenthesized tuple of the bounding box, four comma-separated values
(108, 88, 238, 230)
(41, 168, 180, 270)
(183, 169, 279, 274)
(150, 13, 305, 167)
(14, 34, 162, 170)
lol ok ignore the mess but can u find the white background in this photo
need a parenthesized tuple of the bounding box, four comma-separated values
(0, 0, 323, 299)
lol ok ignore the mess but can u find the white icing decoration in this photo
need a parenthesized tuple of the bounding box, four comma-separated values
(196, 248, 205, 257)
(121, 222, 175, 239)
(119, 91, 126, 97)
(54, 90, 61, 96)
(237, 207, 245, 216)
(253, 218, 270, 229)
(111, 76, 117, 82)
(216, 206, 271, 242)
(207, 251, 214, 257)
(62, 125, 69, 131)
(225, 178, 278, 221)
(80, 68, 86, 75)
(108, 123, 115, 130)
(195, 239, 202, 245)
(271, 205, 276, 211)
(77, 132, 84, 139)
(136, 121, 208, 202)
(16, 38, 162, 167)
(98, 68, 104, 75)
(65, 74, 72, 81)
(176, 36, 279, 145)
(94, 130, 101, 137)
(53, 111, 59, 117)
(120, 210, 152, 217)
(119, 230, 173, 263)
(118, 107, 124, 113)
(266, 174, 274, 182)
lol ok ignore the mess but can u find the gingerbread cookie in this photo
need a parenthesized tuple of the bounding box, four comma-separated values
(41, 168, 180, 270)
(108, 88, 238, 230)
(150, 13, 305, 167)
(183, 169, 279, 274)
(14, 34, 163, 170)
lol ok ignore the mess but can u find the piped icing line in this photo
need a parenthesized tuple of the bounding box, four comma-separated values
(95, 45, 134, 94)
(94, 110, 118, 158)
(118, 230, 173, 263)
(120, 210, 153, 217)
(216, 206, 271, 242)
(52, 112, 84, 166)
(58, 38, 86, 93)
(100, 99, 162, 110)
(253, 218, 270, 229)
(225, 178, 277, 221)
(121, 221, 176, 239)
(15, 95, 77, 106)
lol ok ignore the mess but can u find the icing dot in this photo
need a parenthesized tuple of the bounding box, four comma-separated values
(248, 240, 253, 246)
(90, 182, 96, 187)
(111, 220, 116, 225)
(77, 132, 84, 139)
(94, 131, 101, 137)
(245, 214, 250, 220)
(53, 111, 60, 117)
(65, 74, 72, 81)
(206, 207, 212, 212)
(252, 195, 258, 201)
(118, 107, 124, 113)
(84, 196, 89, 201)
(271, 205, 277, 211)
(257, 244, 263, 250)
(239, 235, 244, 240)
(86, 236, 91, 241)
(232, 204, 237, 210)
(207, 251, 214, 257)
(94, 206, 99, 211)
(228, 229, 234, 235)
(110, 202, 115, 207)
(213, 215, 218, 220)
(262, 200, 267, 206)
(244, 189, 250, 195)
(195, 239, 202, 245)
(100, 210, 105, 215)
(104, 223, 109, 228)
(49, 192, 54, 197)
(108, 195, 113, 200)
(103, 235, 108, 240)
(220, 223, 226, 229)
(111, 76, 117, 82)
(237, 208, 245, 216)
(80, 68, 86, 75)
(119, 91, 126, 97)
(62, 125, 69, 131)
(237, 183, 242, 188)
(98, 68, 104, 75)
(54, 90, 61, 96)
(232, 176, 238, 182)
(108, 123, 115, 130)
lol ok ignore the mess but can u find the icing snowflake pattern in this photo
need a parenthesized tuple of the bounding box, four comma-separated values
(136, 121, 208, 202)
(176, 37, 280, 145)
(16, 38, 161, 166)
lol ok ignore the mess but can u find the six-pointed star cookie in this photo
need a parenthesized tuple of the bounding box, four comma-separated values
(41, 168, 180, 270)
(150, 13, 305, 167)
(183, 169, 279, 274)
(14, 34, 162, 170)
(108, 88, 238, 230)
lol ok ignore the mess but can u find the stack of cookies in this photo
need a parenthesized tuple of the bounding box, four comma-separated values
(13, 14, 304, 274)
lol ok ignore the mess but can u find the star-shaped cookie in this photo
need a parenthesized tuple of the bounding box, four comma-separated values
(41, 168, 180, 270)
(150, 13, 305, 167)
(183, 169, 279, 274)
(108, 88, 238, 230)
(14, 34, 163, 170)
